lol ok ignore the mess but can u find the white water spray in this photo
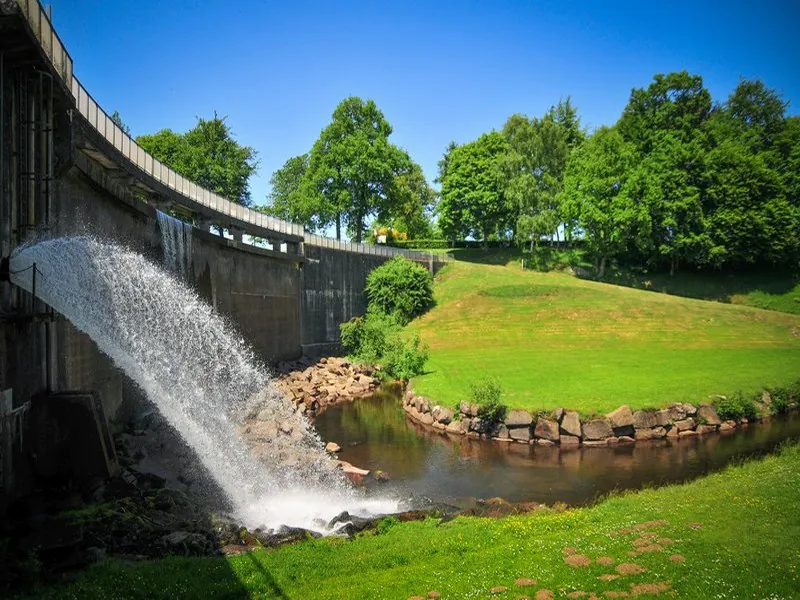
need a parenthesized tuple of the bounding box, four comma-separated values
(9, 237, 398, 531)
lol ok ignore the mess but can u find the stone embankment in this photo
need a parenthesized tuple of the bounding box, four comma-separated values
(403, 390, 790, 448)
(273, 356, 381, 416)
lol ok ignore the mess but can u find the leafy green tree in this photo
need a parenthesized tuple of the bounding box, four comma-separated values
(110, 110, 131, 135)
(379, 162, 435, 239)
(561, 127, 646, 277)
(439, 131, 510, 248)
(138, 113, 258, 206)
(304, 97, 409, 242)
(618, 71, 712, 153)
(498, 99, 584, 251)
(260, 154, 322, 230)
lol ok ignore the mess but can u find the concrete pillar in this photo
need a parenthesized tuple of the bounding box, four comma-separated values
(230, 227, 245, 243)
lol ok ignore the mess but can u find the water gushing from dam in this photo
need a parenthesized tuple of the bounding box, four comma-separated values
(156, 210, 192, 278)
(9, 237, 397, 531)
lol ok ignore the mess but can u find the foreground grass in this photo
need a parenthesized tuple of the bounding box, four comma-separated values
(28, 442, 800, 599)
(409, 250, 800, 414)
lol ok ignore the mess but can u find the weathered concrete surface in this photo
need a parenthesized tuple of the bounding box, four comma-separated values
(301, 244, 390, 355)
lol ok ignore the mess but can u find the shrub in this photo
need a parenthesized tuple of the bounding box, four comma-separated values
(471, 379, 506, 422)
(769, 380, 800, 415)
(365, 256, 434, 324)
(339, 309, 428, 381)
(715, 391, 759, 421)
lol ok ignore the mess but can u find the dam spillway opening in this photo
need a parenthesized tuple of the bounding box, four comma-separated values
(8, 236, 398, 532)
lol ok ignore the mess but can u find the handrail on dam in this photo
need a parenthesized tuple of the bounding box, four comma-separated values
(13, 0, 451, 266)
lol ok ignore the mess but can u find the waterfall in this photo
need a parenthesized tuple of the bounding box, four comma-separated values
(9, 237, 397, 531)
(156, 210, 192, 278)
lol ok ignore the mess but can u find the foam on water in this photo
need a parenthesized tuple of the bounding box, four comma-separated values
(9, 236, 399, 532)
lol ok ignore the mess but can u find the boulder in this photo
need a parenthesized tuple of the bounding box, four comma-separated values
(682, 403, 697, 417)
(634, 428, 655, 440)
(560, 411, 582, 438)
(583, 440, 608, 447)
(534, 418, 560, 442)
(505, 409, 533, 428)
(535, 438, 556, 446)
(606, 405, 634, 432)
(459, 400, 472, 416)
(674, 417, 696, 432)
(651, 426, 667, 438)
(509, 427, 531, 442)
(582, 418, 613, 441)
(560, 435, 580, 448)
(325, 442, 341, 454)
(419, 413, 435, 426)
(679, 429, 698, 438)
(491, 423, 510, 439)
(617, 435, 636, 444)
(432, 406, 455, 425)
(632, 410, 657, 430)
(719, 420, 736, 432)
(667, 403, 687, 421)
(469, 418, 489, 434)
(159, 532, 212, 556)
(695, 424, 716, 435)
(666, 426, 679, 439)
(655, 409, 672, 427)
(696, 404, 721, 426)
(445, 421, 464, 435)
(551, 408, 565, 422)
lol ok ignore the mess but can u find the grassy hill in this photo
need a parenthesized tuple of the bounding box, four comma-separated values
(409, 250, 800, 414)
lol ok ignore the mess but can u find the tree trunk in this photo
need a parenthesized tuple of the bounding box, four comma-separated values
(335, 214, 342, 241)
(355, 213, 363, 244)
(670, 257, 677, 276)
(598, 255, 607, 279)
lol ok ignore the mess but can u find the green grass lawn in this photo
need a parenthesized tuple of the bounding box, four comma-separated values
(409, 250, 800, 414)
(25, 442, 800, 599)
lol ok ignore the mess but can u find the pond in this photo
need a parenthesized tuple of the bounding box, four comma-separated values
(312, 387, 800, 507)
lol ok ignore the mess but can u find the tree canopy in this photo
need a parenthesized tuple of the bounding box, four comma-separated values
(560, 73, 799, 273)
(137, 113, 258, 206)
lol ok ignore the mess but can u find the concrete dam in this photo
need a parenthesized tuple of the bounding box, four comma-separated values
(0, 0, 447, 512)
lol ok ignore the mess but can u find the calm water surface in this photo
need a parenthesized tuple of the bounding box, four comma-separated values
(313, 389, 800, 506)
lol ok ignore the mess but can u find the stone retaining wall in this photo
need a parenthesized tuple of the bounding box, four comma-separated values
(402, 389, 795, 447)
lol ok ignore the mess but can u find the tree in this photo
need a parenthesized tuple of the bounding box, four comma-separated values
(438, 131, 510, 248)
(260, 154, 321, 230)
(137, 112, 258, 206)
(110, 110, 131, 135)
(561, 127, 646, 277)
(498, 99, 585, 251)
(379, 162, 435, 239)
(303, 97, 409, 242)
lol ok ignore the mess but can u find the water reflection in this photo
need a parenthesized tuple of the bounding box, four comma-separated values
(313, 389, 800, 506)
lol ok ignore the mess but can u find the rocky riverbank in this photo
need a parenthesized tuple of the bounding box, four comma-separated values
(402, 389, 797, 448)
(273, 356, 381, 416)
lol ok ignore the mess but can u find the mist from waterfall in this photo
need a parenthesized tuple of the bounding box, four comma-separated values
(9, 236, 398, 531)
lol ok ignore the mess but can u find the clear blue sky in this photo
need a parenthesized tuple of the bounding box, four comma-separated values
(50, 0, 800, 206)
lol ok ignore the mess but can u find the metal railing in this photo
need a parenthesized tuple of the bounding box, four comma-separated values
(14, 0, 450, 265)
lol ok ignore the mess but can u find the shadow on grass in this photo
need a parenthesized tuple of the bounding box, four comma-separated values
(241, 550, 288, 599)
(596, 266, 800, 313)
(448, 247, 523, 266)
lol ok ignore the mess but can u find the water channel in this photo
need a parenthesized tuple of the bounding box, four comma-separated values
(313, 387, 800, 507)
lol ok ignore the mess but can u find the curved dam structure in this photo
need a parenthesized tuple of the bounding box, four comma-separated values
(0, 0, 447, 511)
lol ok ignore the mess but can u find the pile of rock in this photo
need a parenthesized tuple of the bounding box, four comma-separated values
(273, 356, 381, 416)
(403, 390, 750, 448)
